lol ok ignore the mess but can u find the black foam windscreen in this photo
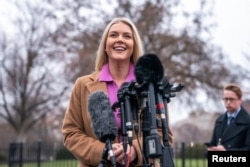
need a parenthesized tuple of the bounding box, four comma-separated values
(134, 53, 164, 84)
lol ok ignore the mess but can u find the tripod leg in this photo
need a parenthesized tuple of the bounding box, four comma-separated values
(160, 147, 175, 167)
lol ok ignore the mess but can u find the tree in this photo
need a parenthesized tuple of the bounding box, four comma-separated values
(55, 0, 250, 111)
(173, 123, 203, 144)
(0, 0, 67, 142)
(1, 0, 250, 143)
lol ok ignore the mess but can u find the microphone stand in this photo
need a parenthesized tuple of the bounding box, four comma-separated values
(116, 82, 139, 166)
(119, 99, 128, 153)
(140, 94, 151, 167)
(118, 82, 137, 150)
(139, 82, 162, 167)
(160, 99, 174, 167)
(98, 142, 109, 167)
(107, 138, 116, 167)
(98, 139, 116, 167)
(115, 79, 183, 167)
(154, 81, 174, 167)
(117, 84, 129, 154)
(155, 94, 174, 166)
(138, 80, 183, 167)
(158, 81, 184, 167)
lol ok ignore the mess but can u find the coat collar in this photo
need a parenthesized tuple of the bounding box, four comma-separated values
(217, 107, 250, 142)
(86, 71, 108, 94)
(216, 107, 249, 124)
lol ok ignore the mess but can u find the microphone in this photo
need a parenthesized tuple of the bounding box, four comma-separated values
(134, 54, 179, 166)
(134, 53, 164, 84)
(88, 91, 117, 167)
(134, 53, 163, 159)
(134, 53, 165, 122)
(117, 82, 134, 151)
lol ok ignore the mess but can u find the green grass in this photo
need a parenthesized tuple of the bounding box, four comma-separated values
(0, 159, 208, 167)
(42, 159, 78, 167)
(174, 158, 208, 167)
(0, 159, 78, 167)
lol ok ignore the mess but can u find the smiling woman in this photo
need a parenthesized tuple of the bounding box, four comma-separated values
(62, 17, 174, 167)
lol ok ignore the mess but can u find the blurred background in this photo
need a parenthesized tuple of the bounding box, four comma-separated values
(0, 0, 249, 161)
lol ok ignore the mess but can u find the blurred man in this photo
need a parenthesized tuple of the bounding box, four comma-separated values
(206, 83, 250, 151)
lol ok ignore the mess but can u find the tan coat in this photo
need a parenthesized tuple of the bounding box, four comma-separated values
(62, 71, 173, 167)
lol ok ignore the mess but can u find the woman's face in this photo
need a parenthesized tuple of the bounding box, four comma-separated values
(105, 22, 134, 62)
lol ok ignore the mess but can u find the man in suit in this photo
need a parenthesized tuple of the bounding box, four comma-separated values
(207, 83, 250, 151)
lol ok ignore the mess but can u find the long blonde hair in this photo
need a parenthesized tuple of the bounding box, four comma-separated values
(95, 17, 144, 71)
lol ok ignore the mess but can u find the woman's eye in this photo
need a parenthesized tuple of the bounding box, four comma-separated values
(125, 35, 131, 39)
(110, 33, 117, 37)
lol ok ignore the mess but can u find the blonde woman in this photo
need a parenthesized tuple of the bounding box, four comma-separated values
(62, 17, 173, 167)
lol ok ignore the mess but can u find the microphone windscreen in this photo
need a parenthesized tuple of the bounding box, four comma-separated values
(88, 91, 117, 142)
(135, 53, 164, 84)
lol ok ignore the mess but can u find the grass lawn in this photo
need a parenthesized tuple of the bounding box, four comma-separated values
(0, 159, 78, 167)
(0, 158, 208, 167)
(174, 158, 208, 167)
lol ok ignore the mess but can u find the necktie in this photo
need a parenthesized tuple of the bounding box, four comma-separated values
(227, 116, 234, 125)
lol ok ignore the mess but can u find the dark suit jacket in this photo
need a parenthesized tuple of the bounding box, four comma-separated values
(209, 107, 250, 151)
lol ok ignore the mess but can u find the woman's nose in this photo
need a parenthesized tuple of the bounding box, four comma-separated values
(117, 35, 124, 42)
